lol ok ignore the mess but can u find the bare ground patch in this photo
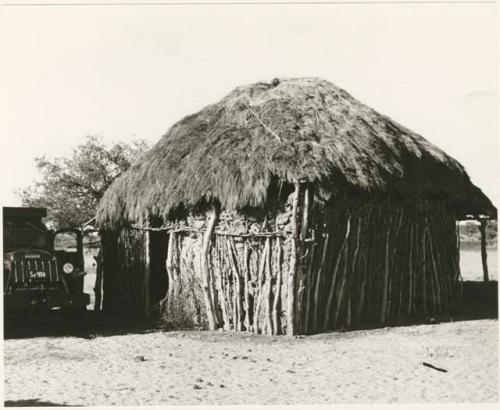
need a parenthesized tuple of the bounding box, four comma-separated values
(4, 319, 498, 406)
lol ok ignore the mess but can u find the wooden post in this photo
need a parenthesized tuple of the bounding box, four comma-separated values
(144, 229, 151, 316)
(287, 181, 302, 336)
(227, 237, 243, 331)
(162, 232, 176, 312)
(304, 242, 315, 333)
(313, 233, 329, 330)
(201, 206, 219, 330)
(407, 222, 414, 315)
(478, 219, 489, 282)
(243, 242, 251, 331)
(323, 215, 351, 330)
(254, 239, 269, 334)
(93, 247, 103, 312)
(298, 187, 310, 332)
(272, 237, 282, 335)
(265, 237, 274, 335)
(379, 221, 391, 323)
(214, 236, 231, 331)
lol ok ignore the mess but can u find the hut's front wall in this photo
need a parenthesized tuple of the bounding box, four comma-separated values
(102, 191, 461, 335)
(161, 206, 294, 333)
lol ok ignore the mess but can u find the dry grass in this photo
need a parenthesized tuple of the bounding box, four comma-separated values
(97, 77, 495, 228)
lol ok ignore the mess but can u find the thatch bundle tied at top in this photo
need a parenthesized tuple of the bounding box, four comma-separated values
(98, 77, 495, 227)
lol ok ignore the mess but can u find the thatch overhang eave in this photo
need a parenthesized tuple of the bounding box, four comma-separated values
(95, 77, 496, 229)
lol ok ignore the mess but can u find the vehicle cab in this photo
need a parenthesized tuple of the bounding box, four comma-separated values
(3, 207, 90, 312)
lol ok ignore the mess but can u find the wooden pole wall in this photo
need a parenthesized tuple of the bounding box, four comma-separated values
(102, 198, 463, 334)
(163, 200, 461, 334)
(478, 219, 489, 282)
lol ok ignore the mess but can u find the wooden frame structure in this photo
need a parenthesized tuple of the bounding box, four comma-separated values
(96, 77, 496, 335)
(100, 184, 464, 335)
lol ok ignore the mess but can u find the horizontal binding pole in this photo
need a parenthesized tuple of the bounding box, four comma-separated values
(131, 224, 286, 238)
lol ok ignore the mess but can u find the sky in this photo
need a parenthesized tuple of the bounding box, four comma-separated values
(0, 1, 497, 207)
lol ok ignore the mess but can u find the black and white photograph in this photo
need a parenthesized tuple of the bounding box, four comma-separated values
(1, 0, 498, 407)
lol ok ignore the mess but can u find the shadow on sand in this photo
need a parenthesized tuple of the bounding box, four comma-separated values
(4, 399, 76, 407)
(3, 281, 497, 340)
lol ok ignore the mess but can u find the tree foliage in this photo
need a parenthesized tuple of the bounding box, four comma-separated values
(459, 220, 497, 243)
(18, 136, 149, 228)
(486, 220, 497, 241)
(463, 221, 477, 238)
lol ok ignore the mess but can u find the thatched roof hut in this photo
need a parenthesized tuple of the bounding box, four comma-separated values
(98, 77, 494, 226)
(97, 77, 496, 335)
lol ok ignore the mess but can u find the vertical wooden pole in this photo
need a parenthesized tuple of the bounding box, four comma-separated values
(201, 206, 218, 330)
(93, 247, 103, 312)
(227, 237, 243, 331)
(163, 232, 176, 312)
(304, 243, 315, 333)
(243, 241, 251, 331)
(272, 237, 282, 335)
(254, 239, 269, 334)
(313, 233, 329, 330)
(215, 237, 230, 330)
(323, 215, 351, 330)
(479, 219, 489, 282)
(144, 229, 151, 316)
(421, 220, 428, 314)
(265, 237, 274, 335)
(379, 218, 391, 323)
(407, 222, 414, 315)
(287, 181, 302, 336)
(297, 186, 310, 332)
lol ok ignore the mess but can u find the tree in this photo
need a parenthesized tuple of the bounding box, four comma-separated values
(18, 136, 149, 228)
(485, 220, 497, 242)
(463, 221, 478, 239)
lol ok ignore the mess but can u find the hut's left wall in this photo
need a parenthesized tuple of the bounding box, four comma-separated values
(101, 227, 168, 316)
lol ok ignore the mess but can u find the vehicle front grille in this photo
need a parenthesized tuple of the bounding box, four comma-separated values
(10, 259, 60, 286)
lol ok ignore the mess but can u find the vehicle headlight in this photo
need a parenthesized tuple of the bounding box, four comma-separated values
(63, 263, 74, 274)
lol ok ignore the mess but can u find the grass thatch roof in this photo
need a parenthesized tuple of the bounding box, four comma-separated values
(97, 77, 496, 228)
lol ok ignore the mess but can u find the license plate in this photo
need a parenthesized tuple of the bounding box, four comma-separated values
(30, 271, 46, 279)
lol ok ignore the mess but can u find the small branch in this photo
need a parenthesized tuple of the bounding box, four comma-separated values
(422, 362, 448, 373)
(242, 102, 282, 143)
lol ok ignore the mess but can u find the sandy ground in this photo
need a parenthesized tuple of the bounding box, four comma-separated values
(3, 319, 498, 406)
(460, 247, 497, 282)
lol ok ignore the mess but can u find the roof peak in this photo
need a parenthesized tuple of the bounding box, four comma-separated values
(97, 77, 495, 228)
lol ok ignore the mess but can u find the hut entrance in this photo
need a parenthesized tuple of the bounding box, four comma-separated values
(100, 227, 168, 316)
(149, 230, 168, 310)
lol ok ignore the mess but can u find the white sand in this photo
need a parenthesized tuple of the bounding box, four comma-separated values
(3, 319, 498, 405)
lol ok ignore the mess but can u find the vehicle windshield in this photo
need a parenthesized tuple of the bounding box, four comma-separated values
(54, 231, 78, 252)
(3, 222, 48, 249)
